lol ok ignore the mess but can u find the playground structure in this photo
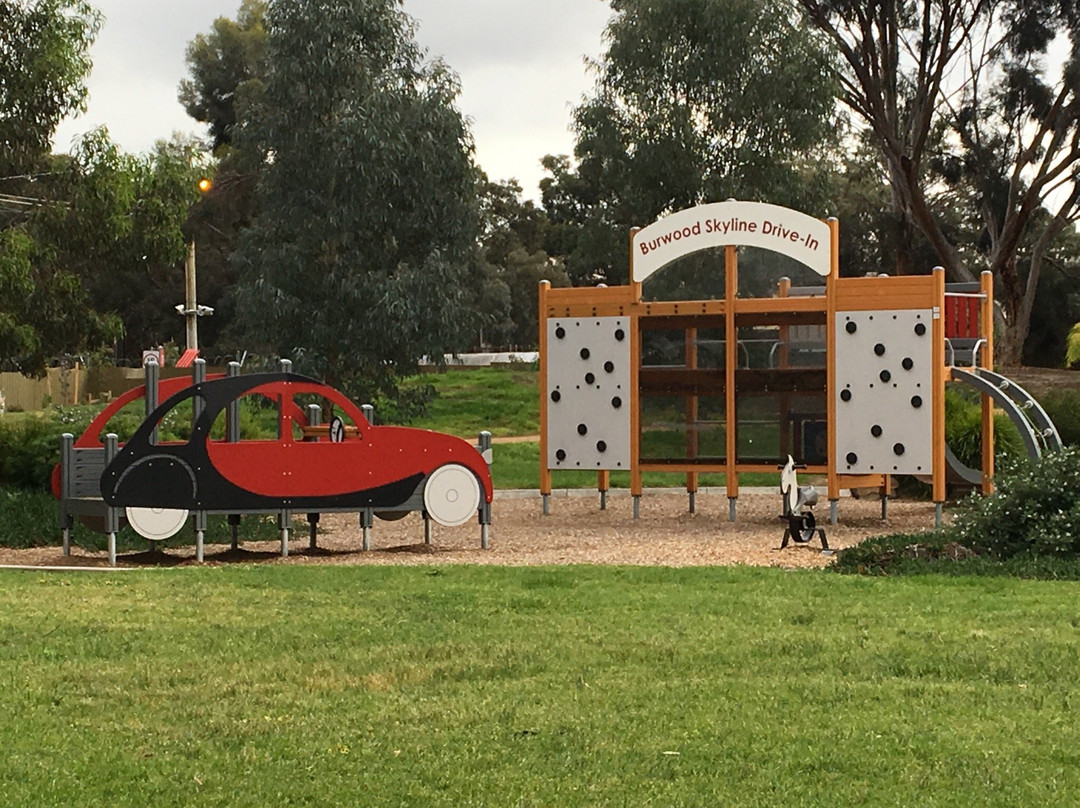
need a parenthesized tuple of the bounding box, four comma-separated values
(539, 200, 1062, 526)
(55, 357, 493, 565)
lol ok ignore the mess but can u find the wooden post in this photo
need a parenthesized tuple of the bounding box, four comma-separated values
(932, 267, 947, 509)
(538, 280, 551, 509)
(825, 218, 841, 518)
(724, 244, 738, 519)
(685, 326, 698, 510)
(980, 270, 995, 494)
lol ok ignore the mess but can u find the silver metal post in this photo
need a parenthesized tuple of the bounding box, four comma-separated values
(633, 495, 641, 519)
(60, 433, 74, 556)
(105, 433, 119, 566)
(830, 499, 838, 525)
(542, 494, 550, 515)
(279, 509, 290, 556)
(689, 491, 696, 514)
(728, 497, 736, 522)
(362, 508, 373, 551)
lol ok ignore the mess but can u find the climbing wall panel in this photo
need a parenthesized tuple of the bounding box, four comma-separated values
(834, 309, 933, 475)
(545, 317, 632, 470)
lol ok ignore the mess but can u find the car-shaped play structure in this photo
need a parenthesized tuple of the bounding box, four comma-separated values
(102, 371, 493, 536)
(55, 361, 493, 563)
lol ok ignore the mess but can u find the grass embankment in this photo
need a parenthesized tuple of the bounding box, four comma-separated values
(406, 367, 774, 489)
(2, 565, 1079, 807)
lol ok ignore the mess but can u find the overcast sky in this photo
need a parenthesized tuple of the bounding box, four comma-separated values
(52, 0, 612, 199)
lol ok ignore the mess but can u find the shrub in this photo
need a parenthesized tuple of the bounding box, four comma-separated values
(833, 447, 1080, 576)
(950, 447, 1080, 559)
(944, 387, 1024, 469)
(1039, 389, 1080, 447)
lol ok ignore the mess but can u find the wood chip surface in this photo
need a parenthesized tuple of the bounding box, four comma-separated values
(0, 491, 940, 569)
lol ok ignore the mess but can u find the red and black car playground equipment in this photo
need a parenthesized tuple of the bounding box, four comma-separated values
(54, 358, 494, 565)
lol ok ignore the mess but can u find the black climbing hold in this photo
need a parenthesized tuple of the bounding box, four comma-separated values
(551, 390, 561, 403)
(611, 396, 623, 409)
(874, 343, 885, 356)
(871, 425, 883, 438)
(555, 326, 566, 339)
(845, 321, 857, 334)
(893, 443, 905, 456)
(577, 423, 588, 436)
(914, 323, 927, 336)
(880, 369, 891, 383)
(846, 452, 858, 465)
(615, 329, 625, 341)
(840, 389, 852, 402)
(911, 395, 923, 408)
(604, 361, 615, 373)
(585, 373, 596, 385)
(597, 441, 607, 453)
(902, 357, 914, 370)
(556, 449, 566, 462)
(580, 348, 590, 360)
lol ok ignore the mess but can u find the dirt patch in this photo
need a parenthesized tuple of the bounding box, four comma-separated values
(996, 366, 1080, 396)
(0, 491, 939, 570)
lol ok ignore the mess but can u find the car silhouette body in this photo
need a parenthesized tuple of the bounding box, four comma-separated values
(99, 372, 493, 532)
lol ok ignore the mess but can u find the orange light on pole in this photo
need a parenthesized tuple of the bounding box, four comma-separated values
(197, 178, 212, 193)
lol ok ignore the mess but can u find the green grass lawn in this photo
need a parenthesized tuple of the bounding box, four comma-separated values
(2, 565, 1080, 806)
(401, 366, 540, 437)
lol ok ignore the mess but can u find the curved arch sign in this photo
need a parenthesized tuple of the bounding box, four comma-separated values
(631, 201, 832, 282)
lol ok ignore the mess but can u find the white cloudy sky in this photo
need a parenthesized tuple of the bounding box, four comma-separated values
(52, 0, 613, 199)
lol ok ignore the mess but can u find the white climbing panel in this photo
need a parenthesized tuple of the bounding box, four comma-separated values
(834, 309, 933, 475)
(545, 317, 632, 470)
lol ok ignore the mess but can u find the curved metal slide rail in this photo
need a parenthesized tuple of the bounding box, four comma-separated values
(950, 367, 1062, 455)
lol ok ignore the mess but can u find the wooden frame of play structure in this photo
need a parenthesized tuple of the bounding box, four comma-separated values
(538, 200, 1061, 525)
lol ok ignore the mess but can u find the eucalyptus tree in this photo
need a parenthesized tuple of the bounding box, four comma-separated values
(800, 0, 1080, 364)
(0, 0, 100, 176)
(541, 0, 841, 286)
(231, 0, 480, 403)
(178, 0, 267, 153)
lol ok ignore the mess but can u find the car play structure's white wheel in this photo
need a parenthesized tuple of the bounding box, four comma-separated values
(423, 464, 481, 527)
(125, 506, 189, 541)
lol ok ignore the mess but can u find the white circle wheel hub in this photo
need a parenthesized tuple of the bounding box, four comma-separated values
(125, 506, 189, 541)
(423, 464, 481, 527)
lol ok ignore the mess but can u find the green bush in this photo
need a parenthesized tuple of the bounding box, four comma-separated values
(944, 387, 1024, 469)
(0, 418, 62, 490)
(834, 447, 1080, 576)
(950, 447, 1080, 559)
(1039, 389, 1080, 447)
(0, 487, 303, 550)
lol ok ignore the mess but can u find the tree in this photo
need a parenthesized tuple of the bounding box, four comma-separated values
(799, 0, 1080, 364)
(178, 0, 267, 152)
(0, 0, 101, 176)
(0, 0, 119, 373)
(474, 177, 569, 349)
(231, 0, 480, 402)
(1068, 322, 1080, 369)
(541, 0, 841, 286)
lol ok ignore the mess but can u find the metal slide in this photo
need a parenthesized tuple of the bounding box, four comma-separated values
(945, 367, 1063, 484)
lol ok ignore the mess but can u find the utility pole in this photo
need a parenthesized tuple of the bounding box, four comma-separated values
(174, 178, 215, 352)
(185, 240, 198, 351)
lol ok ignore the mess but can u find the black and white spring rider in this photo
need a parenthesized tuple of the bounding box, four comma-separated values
(778, 455, 829, 551)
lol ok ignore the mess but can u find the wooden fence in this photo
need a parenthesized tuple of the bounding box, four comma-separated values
(0, 365, 225, 412)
